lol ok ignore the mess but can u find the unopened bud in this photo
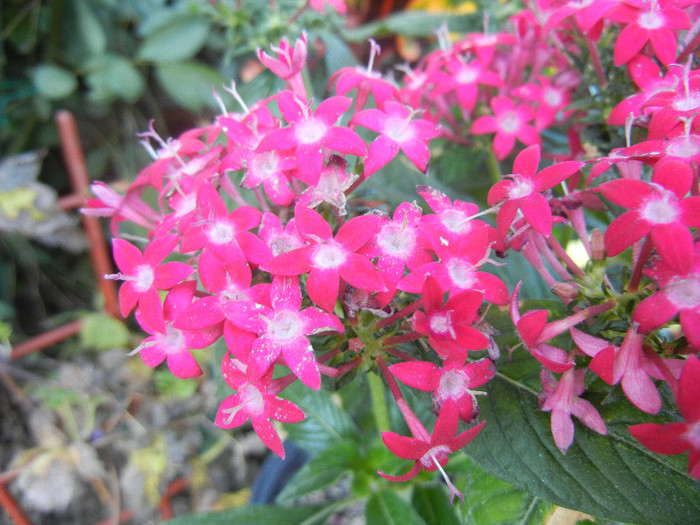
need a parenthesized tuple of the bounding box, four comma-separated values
(552, 281, 580, 301)
(591, 229, 605, 261)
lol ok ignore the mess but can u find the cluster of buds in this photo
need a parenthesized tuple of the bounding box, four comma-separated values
(86, 0, 700, 500)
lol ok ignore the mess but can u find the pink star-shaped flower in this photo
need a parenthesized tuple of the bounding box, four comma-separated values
(628, 356, 700, 479)
(488, 144, 583, 238)
(215, 355, 306, 459)
(223, 276, 344, 389)
(471, 96, 540, 161)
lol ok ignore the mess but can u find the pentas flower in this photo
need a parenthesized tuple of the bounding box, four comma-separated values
(262, 205, 386, 311)
(84, 182, 159, 235)
(633, 242, 700, 349)
(539, 367, 607, 454)
(399, 228, 509, 305)
(607, 0, 691, 66)
(542, 0, 618, 40)
(133, 282, 222, 379)
(258, 91, 367, 185)
(431, 56, 504, 114)
(418, 186, 497, 244)
(471, 96, 540, 161)
(297, 155, 358, 216)
(600, 157, 700, 274)
(258, 34, 308, 97)
(628, 356, 700, 479)
(330, 39, 398, 111)
(223, 277, 344, 389)
(510, 282, 613, 373)
(412, 275, 490, 358)
(390, 357, 495, 422)
(379, 399, 485, 503)
(570, 324, 678, 414)
(215, 355, 305, 459)
(258, 212, 305, 257)
(359, 201, 432, 305)
(511, 73, 577, 131)
(309, 0, 346, 14)
(488, 144, 583, 238)
(351, 100, 440, 178)
(106, 234, 194, 330)
(228, 147, 297, 207)
(180, 182, 271, 266)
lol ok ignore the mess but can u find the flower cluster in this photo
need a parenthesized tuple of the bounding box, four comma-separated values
(86, 0, 700, 500)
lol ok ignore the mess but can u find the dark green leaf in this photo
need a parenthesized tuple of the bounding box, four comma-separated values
(465, 359, 700, 524)
(281, 381, 359, 454)
(32, 64, 78, 100)
(365, 489, 428, 525)
(71, 0, 107, 56)
(154, 62, 226, 112)
(449, 454, 555, 525)
(411, 485, 461, 525)
(165, 504, 325, 525)
(85, 54, 145, 104)
(276, 440, 358, 504)
(138, 16, 210, 63)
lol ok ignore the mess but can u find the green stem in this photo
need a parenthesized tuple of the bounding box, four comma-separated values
(485, 146, 502, 185)
(368, 371, 390, 435)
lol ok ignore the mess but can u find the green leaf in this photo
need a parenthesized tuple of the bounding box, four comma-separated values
(32, 64, 78, 100)
(165, 504, 327, 525)
(465, 356, 700, 524)
(85, 54, 145, 104)
(276, 440, 358, 504)
(449, 454, 555, 525)
(80, 312, 129, 350)
(281, 381, 359, 454)
(154, 62, 225, 112)
(365, 489, 428, 525)
(138, 16, 210, 63)
(344, 10, 477, 41)
(70, 0, 107, 56)
(411, 485, 461, 525)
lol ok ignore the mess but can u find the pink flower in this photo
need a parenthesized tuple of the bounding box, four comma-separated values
(258, 34, 308, 97)
(488, 144, 583, 237)
(107, 234, 193, 330)
(351, 101, 439, 178)
(628, 355, 700, 479)
(133, 282, 221, 379)
(262, 205, 386, 311)
(570, 324, 677, 414)
(633, 242, 700, 349)
(309, 0, 346, 14)
(259, 91, 367, 185)
(600, 157, 700, 274)
(391, 356, 494, 422)
(607, 0, 690, 66)
(215, 355, 305, 459)
(471, 96, 540, 161)
(297, 155, 358, 215)
(379, 399, 485, 503)
(418, 186, 497, 243)
(412, 275, 490, 358)
(431, 56, 504, 113)
(539, 367, 607, 454)
(223, 276, 344, 389)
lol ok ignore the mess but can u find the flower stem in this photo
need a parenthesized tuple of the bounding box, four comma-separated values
(368, 370, 391, 435)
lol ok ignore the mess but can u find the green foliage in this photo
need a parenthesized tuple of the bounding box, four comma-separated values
(80, 312, 129, 351)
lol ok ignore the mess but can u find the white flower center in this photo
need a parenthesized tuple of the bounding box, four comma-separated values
(270, 234, 302, 256)
(446, 258, 475, 289)
(672, 94, 700, 112)
(499, 111, 520, 134)
(252, 151, 280, 178)
(385, 117, 415, 143)
(163, 323, 185, 353)
(543, 87, 563, 108)
(134, 265, 154, 292)
(507, 177, 535, 200)
(377, 223, 416, 257)
(438, 369, 467, 399)
(456, 66, 478, 84)
(441, 209, 470, 234)
(685, 420, 700, 449)
(667, 275, 700, 309)
(429, 312, 456, 338)
(266, 310, 302, 340)
(209, 221, 235, 244)
(638, 10, 664, 30)
(313, 242, 347, 269)
(640, 194, 679, 225)
(668, 136, 700, 158)
(419, 445, 451, 467)
(296, 118, 327, 144)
